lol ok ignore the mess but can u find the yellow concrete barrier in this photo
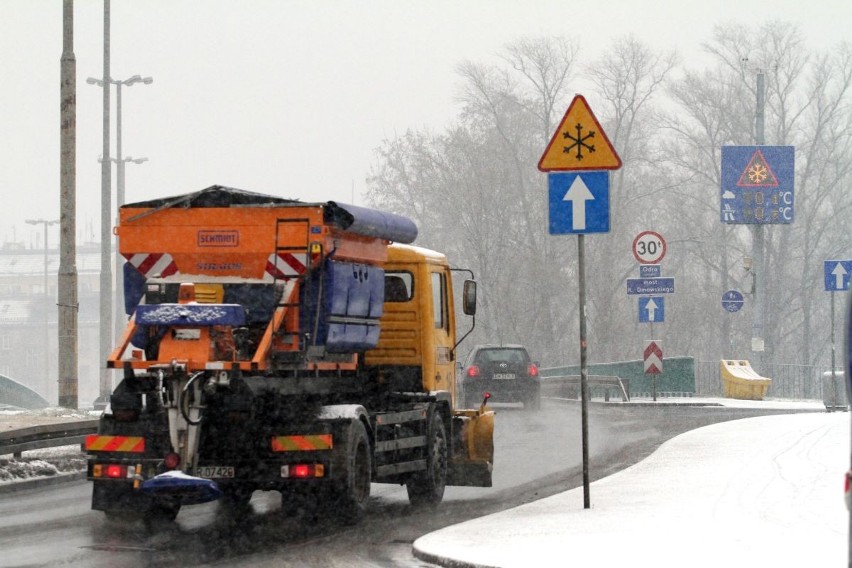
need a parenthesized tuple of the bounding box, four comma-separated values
(720, 360, 772, 400)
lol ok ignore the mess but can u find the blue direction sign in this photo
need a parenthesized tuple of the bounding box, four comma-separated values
(548, 172, 610, 234)
(721, 146, 794, 224)
(626, 277, 674, 295)
(722, 289, 744, 312)
(639, 296, 665, 323)
(824, 260, 852, 291)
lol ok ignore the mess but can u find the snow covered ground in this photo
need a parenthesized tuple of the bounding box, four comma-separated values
(414, 411, 849, 567)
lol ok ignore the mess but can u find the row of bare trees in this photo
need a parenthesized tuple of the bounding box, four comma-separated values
(366, 22, 852, 371)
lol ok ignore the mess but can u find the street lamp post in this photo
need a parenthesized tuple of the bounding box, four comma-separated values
(98, 152, 148, 340)
(86, 74, 151, 406)
(26, 219, 59, 401)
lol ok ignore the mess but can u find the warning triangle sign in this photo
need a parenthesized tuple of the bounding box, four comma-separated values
(538, 95, 622, 172)
(736, 149, 779, 187)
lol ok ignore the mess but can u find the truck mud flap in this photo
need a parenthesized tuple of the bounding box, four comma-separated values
(141, 471, 223, 505)
(447, 410, 494, 487)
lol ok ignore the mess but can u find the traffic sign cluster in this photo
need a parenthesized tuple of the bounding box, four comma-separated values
(628, 231, 672, 324)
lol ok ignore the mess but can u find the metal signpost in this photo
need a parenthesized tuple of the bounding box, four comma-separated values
(539, 95, 621, 509)
(721, 142, 795, 373)
(630, 231, 670, 400)
(824, 260, 852, 414)
(644, 340, 663, 400)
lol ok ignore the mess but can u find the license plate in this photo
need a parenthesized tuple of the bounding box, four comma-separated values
(493, 373, 515, 380)
(196, 466, 235, 479)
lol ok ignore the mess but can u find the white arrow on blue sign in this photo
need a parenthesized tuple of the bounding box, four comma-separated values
(639, 296, 665, 323)
(722, 289, 744, 312)
(548, 172, 610, 234)
(824, 260, 852, 291)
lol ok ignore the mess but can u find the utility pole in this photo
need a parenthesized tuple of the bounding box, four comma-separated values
(26, 219, 59, 401)
(751, 70, 766, 372)
(97, 0, 112, 408)
(58, 0, 78, 409)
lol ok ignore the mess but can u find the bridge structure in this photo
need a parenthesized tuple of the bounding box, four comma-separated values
(0, 374, 49, 410)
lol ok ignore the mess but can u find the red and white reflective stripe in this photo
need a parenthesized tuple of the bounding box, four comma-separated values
(265, 252, 307, 281)
(125, 252, 179, 278)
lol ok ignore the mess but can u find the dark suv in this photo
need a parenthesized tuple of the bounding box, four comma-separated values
(461, 345, 540, 410)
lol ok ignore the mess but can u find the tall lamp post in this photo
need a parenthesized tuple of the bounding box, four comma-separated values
(86, 74, 152, 406)
(26, 219, 59, 401)
(100, 154, 147, 338)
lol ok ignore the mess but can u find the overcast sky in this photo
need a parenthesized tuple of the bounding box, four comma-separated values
(1, 0, 848, 250)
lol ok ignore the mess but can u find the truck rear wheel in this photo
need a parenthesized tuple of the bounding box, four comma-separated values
(336, 420, 371, 524)
(406, 411, 447, 506)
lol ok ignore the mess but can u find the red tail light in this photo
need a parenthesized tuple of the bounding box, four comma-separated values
(466, 365, 480, 377)
(528, 363, 539, 377)
(281, 463, 325, 478)
(164, 453, 181, 470)
(106, 464, 126, 479)
(292, 464, 310, 478)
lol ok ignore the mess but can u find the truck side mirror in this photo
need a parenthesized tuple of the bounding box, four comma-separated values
(462, 280, 477, 316)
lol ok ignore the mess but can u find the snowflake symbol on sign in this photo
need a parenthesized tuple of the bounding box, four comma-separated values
(748, 163, 768, 184)
(562, 122, 596, 160)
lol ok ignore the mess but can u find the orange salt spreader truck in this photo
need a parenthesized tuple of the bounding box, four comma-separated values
(85, 186, 494, 524)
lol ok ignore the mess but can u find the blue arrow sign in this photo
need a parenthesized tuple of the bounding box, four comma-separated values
(626, 277, 674, 295)
(824, 260, 852, 291)
(639, 296, 665, 323)
(722, 289, 744, 312)
(548, 172, 610, 234)
(720, 146, 794, 225)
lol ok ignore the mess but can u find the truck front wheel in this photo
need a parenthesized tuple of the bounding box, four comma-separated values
(406, 412, 447, 506)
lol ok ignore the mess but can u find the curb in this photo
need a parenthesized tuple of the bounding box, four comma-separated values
(0, 470, 86, 495)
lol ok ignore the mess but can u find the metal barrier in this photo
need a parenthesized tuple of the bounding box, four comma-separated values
(540, 375, 630, 402)
(696, 361, 836, 400)
(0, 420, 98, 458)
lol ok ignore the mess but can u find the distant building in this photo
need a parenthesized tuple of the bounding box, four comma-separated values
(0, 242, 105, 406)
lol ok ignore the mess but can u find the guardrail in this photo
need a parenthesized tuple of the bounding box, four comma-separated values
(541, 375, 630, 402)
(0, 376, 629, 459)
(0, 420, 99, 458)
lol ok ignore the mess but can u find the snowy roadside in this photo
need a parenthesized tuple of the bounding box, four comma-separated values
(0, 407, 100, 486)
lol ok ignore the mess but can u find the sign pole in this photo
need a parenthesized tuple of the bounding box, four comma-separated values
(831, 291, 837, 401)
(751, 70, 766, 372)
(650, 322, 657, 401)
(578, 233, 590, 509)
(539, 94, 621, 512)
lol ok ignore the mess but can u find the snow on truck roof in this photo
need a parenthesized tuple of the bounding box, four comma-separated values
(122, 185, 418, 244)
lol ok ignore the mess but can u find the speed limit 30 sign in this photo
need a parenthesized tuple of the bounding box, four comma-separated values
(633, 231, 666, 264)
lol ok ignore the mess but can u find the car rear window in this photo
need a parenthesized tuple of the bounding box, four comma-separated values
(475, 349, 529, 365)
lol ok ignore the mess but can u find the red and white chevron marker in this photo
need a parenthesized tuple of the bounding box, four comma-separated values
(264, 252, 307, 281)
(125, 252, 179, 278)
(643, 340, 663, 374)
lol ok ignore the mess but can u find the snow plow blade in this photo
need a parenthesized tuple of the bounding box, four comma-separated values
(141, 471, 223, 505)
(448, 409, 495, 487)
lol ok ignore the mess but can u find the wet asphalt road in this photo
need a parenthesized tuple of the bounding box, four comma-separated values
(0, 400, 821, 567)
